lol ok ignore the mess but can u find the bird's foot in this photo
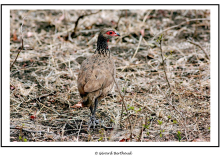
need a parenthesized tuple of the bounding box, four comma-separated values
(87, 116, 101, 131)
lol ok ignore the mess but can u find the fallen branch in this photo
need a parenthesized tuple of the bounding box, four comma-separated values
(10, 125, 54, 134)
(24, 92, 56, 103)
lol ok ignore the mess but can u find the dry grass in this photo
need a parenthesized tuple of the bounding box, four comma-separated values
(10, 9, 210, 142)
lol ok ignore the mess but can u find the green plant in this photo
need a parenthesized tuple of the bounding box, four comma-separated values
(127, 105, 134, 110)
(98, 129, 105, 141)
(19, 135, 27, 142)
(157, 120, 163, 125)
(177, 131, 181, 142)
(98, 137, 103, 141)
(173, 120, 177, 124)
(135, 108, 142, 113)
(143, 124, 150, 129)
(159, 130, 165, 138)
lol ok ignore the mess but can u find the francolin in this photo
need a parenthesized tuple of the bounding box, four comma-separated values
(77, 28, 120, 130)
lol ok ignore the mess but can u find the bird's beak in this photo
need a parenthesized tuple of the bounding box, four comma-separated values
(115, 32, 120, 36)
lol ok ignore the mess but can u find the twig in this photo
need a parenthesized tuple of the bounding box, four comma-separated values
(36, 99, 60, 115)
(112, 75, 133, 141)
(24, 92, 56, 103)
(61, 123, 67, 140)
(76, 120, 83, 142)
(71, 10, 101, 37)
(115, 11, 123, 30)
(158, 35, 171, 90)
(10, 39, 23, 70)
(137, 117, 144, 142)
(121, 62, 146, 72)
(151, 18, 210, 41)
(131, 35, 143, 60)
(142, 10, 152, 23)
(187, 39, 210, 60)
(10, 125, 54, 134)
(193, 10, 198, 38)
(10, 17, 26, 70)
(121, 35, 143, 72)
(156, 85, 189, 141)
(156, 86, 184, 118)
(33, 31, 42, 45)
(79, 29, 100, 33)
(133, 100, 154, 113)
(119, 101, 124, 129)
(119, 83, 127, 128)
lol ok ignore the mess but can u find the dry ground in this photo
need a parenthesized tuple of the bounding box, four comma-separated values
(10, 9, 210, 142)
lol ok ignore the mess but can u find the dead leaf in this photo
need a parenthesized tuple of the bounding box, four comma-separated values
(70, 101, 85, 108)
(13, 30, 17, 41)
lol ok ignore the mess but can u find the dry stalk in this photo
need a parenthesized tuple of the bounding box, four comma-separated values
(151, 18, 210, 41)
(142, 10, 152, 23)
(137, 117, 144, 142)
(134, 100, 154, 113)
(156, 85, 189, 141)
(119, 101, 124, 129)
(72, 10, 101, 37)
(10, 17, 26, 70)
(193, 10, 198, 38)
(24, 92, 56, 104)
(112, 75, 133, 141)
(158, 35, 171, 90)
(10, 39, 23, 70)
(187, 39, 210, 60)
(118, 78, 127, 128)
(131, 35, 143, 60)
(76, 120, 83, 142)
(36, 99, 60, 115)
(115, 11, 123, 30)
(121, 63, 145, 72)
(126, 26, 147, 72)
(61, 123, 67, 140)
(10, 125, 54, 134)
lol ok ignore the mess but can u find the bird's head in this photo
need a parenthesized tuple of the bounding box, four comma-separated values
(99, 28, 120, 41)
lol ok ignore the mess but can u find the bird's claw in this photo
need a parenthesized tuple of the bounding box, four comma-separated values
(87, 116, 100, 131)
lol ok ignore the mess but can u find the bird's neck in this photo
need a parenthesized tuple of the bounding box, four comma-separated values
(96, 36, 110, 56)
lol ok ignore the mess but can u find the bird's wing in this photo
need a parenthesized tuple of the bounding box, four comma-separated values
(84, 69, 113, 93)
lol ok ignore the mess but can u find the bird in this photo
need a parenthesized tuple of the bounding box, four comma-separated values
(77, 28, 120, 130)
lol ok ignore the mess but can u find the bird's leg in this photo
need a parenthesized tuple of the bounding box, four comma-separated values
(92, 98, 98, 116)
(88, 98, 99, 130)
(88, 106, 94, 131)
(93, 98, 100, 124)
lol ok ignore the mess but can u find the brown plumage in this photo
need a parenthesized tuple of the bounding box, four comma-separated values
(77, 28, 120, 129)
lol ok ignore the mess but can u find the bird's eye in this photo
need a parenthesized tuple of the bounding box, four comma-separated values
(109, 32, 113, 34)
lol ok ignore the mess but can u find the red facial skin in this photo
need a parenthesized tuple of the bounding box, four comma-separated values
(105, 30, 120, 49)
(106, 31, 120, 37)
